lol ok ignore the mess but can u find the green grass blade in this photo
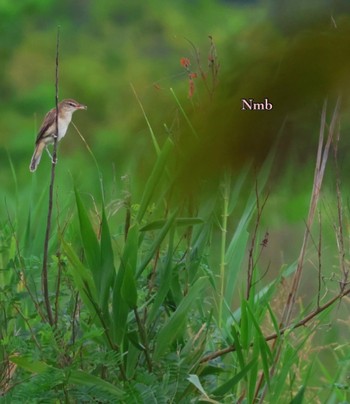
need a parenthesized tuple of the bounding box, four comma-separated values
(211, 358, 258, 397)
(112, 224, 139, 343)
(230, 322, 246, 371)
(121, 259, 138, 309)
(248, 335, 260, 403)
(100, 207, 116, 319)
(136, 208, 178, 278)
(244, 300, 272, 389)
(240, 299, 249, 350)
(170, 87, 198, 138)
(131, 83, 160, 155)
(290, 386, 305, 404)
(74, 188, 100, 289)
(136, 137, 174, 223)
(68, 369, 124, 398)
(61, 239, 96, 298)
(154, 277, 207, 360)
(188, 222, 213, 284)
(10, 356, 50, 373)
(61, 239, 102, 327)
(146, 226, 175, 325)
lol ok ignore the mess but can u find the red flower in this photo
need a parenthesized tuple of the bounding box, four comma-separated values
(180, 57, 191, 69)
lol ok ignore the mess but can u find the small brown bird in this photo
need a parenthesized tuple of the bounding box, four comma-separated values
(29, 99, 87, 172)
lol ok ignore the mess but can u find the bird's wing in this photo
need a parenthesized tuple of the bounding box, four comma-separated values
(35, 107, 56, 144)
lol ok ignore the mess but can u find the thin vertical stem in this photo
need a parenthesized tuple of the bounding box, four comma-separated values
(42, 26, 60, 327)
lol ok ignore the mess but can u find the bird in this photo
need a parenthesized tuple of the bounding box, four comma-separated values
(29, 99, 87, 172)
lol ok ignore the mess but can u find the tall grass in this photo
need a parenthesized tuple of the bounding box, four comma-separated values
(1, 93, 350, 402)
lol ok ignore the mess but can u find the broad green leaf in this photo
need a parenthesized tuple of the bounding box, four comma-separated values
(188, 221, 213, 284)
(112, 224, 138, 343)
(62, 239, 103, 330)
(146, 226, 175, 325)
(125, 340, 142, 380)
(61, 239, 96, 300)
(136, 209, 178, 278)
(136, 137, 174, 223)
(10, 356, 49, 373)
(224, 228, 249, 301)
(75, 189, 100, 288)
(154, 277, 207, 360)
(121, 263, 138, 309)
(68, 369, 124, 397)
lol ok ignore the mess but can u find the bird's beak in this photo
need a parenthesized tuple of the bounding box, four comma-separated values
(77, 104, 87, 110)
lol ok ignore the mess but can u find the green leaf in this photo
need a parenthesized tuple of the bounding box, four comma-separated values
(154, 277, 207, 360)
(61, 239, 102, 327)
(121, 262, 138, 309)
(187, 374, 209, 397)
(290, 386, 305, 404)
(136, 137, 174, 223)
(230, 322, 246, 371)
(75, 189, 100, 288)
(240, 300, 249, 350)
(140, 217, 203, 231)
(136, 208, 178, 278)
(112, 224, 138, 343)
(245, 301, 272, 387)
(211, 359, 258, 397)
(68, 369, 124, 398)
(99, 207, 116, 318)
(10, 356, 49, 373)
(61, 239, 96, 300)
(146, 226, 175, 325)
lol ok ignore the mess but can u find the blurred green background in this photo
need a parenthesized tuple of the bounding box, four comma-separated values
(1, 0, 258, 192)
(2, 0, 350, 264)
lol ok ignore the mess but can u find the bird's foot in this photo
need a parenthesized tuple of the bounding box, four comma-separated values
(45, 147, 58, 164)
(45, 147, 53, 160)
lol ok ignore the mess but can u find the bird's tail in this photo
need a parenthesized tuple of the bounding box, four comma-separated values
(29, 142, 45, 172)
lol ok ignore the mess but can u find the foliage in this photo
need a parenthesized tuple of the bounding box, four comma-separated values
(1, 86, 350, 402)
(2, 2, 350, 403)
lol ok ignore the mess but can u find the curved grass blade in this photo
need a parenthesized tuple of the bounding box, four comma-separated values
(74, 189, 100, 289)
(211, 358, 258, 398)
(154, 277, 207, 360)
(136, 208, 178, 278)
(136, 137, 174, 223)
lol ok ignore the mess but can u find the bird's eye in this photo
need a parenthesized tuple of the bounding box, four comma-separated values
(68, 102, 75, 106)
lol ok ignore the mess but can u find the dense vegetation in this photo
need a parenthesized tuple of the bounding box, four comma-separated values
(1, 1, 350, 402)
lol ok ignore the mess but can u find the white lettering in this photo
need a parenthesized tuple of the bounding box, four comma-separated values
(241, 98, 253, 110)
(241, 98, 273, 111)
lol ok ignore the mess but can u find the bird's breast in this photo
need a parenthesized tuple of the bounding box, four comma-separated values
(57, 116, 72, 141)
